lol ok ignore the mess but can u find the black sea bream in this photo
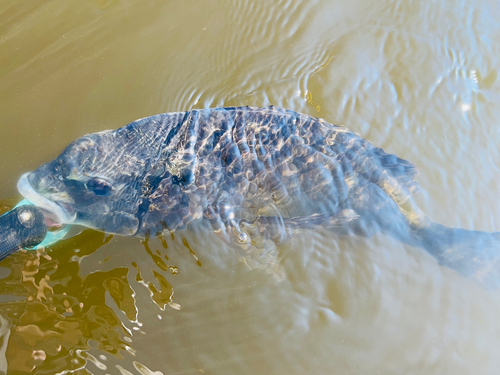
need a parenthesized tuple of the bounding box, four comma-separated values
(17, 106, 500, 284)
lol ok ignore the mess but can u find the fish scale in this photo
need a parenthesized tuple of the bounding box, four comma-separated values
(136, 107, 415, 240)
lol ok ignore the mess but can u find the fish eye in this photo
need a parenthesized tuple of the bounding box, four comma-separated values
(85, 177, 114, 196)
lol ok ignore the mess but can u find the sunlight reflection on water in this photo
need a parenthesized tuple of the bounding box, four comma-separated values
(1, 0, 500, 373)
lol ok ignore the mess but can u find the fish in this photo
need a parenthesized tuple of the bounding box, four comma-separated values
(16, 106, 500, 285)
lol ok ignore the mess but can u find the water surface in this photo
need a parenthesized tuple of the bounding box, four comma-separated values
(1, 0, 500, 373)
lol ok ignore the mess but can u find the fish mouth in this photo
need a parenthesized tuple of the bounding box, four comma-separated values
(17, 173, 77, 225)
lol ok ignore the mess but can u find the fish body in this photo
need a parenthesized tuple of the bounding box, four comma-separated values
(17, 106, 500, 284)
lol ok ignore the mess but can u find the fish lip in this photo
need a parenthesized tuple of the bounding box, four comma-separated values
(17, 172, 77, 224)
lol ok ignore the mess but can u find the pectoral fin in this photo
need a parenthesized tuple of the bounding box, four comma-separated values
(204, 204, 359, 280)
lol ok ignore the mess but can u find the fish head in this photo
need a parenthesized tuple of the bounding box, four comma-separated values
(17, 130, 150, 236)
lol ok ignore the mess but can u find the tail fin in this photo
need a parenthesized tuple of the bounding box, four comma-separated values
(412, 222, 500, 288)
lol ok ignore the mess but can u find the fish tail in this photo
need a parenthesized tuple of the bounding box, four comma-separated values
(411, 222, 500, 288)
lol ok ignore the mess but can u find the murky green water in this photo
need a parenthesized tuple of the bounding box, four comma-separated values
(1, 0, 500, 373)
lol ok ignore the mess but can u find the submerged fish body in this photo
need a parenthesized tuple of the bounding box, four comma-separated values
(17, 106, 500, 284)
(19, 106, 418, 237)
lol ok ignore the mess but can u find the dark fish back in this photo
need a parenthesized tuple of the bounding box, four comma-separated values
(134, 106, 418, 236)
